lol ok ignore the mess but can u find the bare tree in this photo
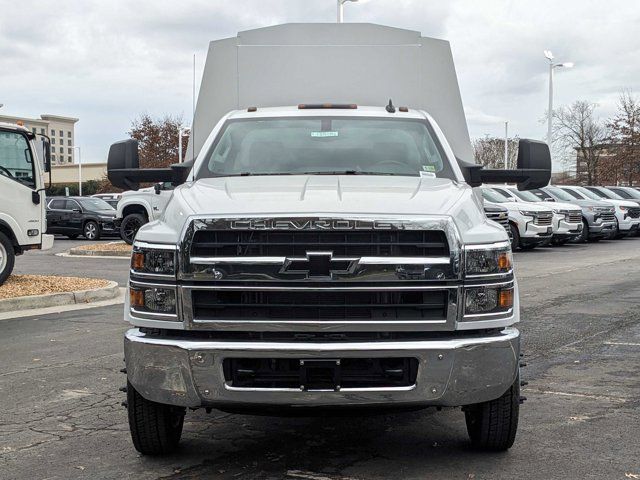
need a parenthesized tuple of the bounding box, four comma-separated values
(553, 101, 606, 185)
(607, 89, 640, 186)
(472, 136, 520, 169)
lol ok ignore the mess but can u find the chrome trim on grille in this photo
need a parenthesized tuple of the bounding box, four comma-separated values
(179, 215, 462, 283)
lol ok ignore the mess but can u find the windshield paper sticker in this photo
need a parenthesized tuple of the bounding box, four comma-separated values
(311, 131, 339, 138)
(423, 165, 436, 172)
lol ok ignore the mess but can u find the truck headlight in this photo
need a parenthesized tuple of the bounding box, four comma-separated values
(465, 243, 512, 276)
(464, 286, 514, 315)
(130, 286, 177, 314)
(131, 244, 176, 276)
(518, 210, 537, 217)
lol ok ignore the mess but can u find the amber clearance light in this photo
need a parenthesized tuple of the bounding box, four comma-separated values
(498, 288, 514, 309)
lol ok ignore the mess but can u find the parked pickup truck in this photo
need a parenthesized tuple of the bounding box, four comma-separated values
(488, 185, 582, 245)
(115, 182, 174, 244)
(107, 24, 551, 456)
(531, 186, 616, 242)
(480, 187, 553, 250)
(560, 186, 640, 238)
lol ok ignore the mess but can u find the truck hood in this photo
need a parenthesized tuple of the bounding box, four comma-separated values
(139, 175, 508, 245)
(180, 176, 468, 216)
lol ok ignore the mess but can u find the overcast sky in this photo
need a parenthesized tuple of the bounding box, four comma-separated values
(1, 0, 638, 165)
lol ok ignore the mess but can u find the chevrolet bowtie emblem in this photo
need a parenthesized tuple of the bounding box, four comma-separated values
(280, 251, 358, 279)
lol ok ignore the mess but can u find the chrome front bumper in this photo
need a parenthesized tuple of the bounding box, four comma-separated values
(124, 327, 520, 409)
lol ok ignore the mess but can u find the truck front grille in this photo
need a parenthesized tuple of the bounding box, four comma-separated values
(190, 229, 449, 258)
(600, 212, 616, 222)
(533, 212, 553, 226)
(192, 289, 449, 321)
(567, 211, 582, 223)
(485, 210, 512, 239)
(629, 207, 640, 219)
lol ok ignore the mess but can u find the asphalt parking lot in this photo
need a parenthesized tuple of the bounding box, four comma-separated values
(1, 237, 639, 479)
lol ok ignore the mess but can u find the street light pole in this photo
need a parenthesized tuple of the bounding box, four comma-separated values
(504, 121, 509, 170)
(337, 0, 359, 23)
(544, 50, 574, 147)
(72, 146, 82, 196)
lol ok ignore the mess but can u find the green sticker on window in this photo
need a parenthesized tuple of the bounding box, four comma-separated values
(423, 165, 436, 172)
(311, 131, 339, 138)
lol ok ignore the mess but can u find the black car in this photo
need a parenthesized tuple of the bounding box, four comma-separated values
(46, 197, 118, 240)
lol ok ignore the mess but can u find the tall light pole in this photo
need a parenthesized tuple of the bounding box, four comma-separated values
(71, 146, 82, 196)
(504, 121, 509, 170)
(544, 50, 574, 147)
(337, 0, 359, 23)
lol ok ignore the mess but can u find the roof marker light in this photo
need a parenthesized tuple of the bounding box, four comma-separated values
(298, 104, 357, 110)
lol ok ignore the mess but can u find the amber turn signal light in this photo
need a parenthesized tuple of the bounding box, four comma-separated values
(130, 288, 145, 309)
(131, 251, 145, 270)
(497, 252, 512, 271)
(498, 288, 514, 309)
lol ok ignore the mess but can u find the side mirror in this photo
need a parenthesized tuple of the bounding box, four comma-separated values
(154, 183, 162, 195)
(43, 138, 51, 173)
(544, 198, 556, 202)
(459, 139, 551, 190)
(107, 139, 190, 190)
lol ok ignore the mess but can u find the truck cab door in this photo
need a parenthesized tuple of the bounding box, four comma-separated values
(0, 129, 43, 247)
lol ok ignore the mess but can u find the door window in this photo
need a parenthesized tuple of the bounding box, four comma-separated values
(65, 200, 81, 211)
(49, 199, 66, 209)
(0, 130, 36, 189)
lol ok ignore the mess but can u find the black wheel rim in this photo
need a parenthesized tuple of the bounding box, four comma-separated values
(123, 219, 143, 243)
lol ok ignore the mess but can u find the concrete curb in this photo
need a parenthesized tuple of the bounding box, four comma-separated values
(68, 247, 131, 257)
(0, 281, 120, 314)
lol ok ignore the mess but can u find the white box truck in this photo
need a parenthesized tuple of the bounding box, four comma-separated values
(0, 122, 54, 285)
(107, 24, 551, 455)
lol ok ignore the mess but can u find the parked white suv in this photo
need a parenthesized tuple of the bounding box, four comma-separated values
(480, 187, 554, 250)
(560, 186, 640, 238)
(489, 185, 583, 245)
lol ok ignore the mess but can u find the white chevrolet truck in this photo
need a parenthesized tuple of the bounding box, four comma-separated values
(0, 122, 54, 284)
(107, 24, 551, 456)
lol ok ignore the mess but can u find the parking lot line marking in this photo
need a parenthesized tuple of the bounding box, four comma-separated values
(535, 390, 628, 402)
(604, 342, 640, 347)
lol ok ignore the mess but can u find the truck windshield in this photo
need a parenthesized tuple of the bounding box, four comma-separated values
(199, 117, 455, 179)
(508, 188, 540, 202)
(545, 186, 576, 202)
(593, 187, 624, 200)
(576, 187, 602, 201)
(481, 188, 510, 203)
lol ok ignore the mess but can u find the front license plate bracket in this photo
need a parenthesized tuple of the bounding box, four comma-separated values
(299, 359, 341, 391)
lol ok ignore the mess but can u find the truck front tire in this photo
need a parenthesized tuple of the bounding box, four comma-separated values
(127, 381, 185, 455)
(0, 232, 16, 286)
(121, 213, 146, 245)
(464, 374, 520, 451)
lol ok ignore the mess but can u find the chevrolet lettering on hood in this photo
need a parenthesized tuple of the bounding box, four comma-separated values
(228, 218, 394, 230)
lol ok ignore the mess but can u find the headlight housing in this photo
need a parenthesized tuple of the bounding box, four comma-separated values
(518, 210, 538, 217)
(131, 243, 176, 277)
(464, 286, 514, 315)
(130, 286, 177, 315)
(464, 243, 513, 277)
